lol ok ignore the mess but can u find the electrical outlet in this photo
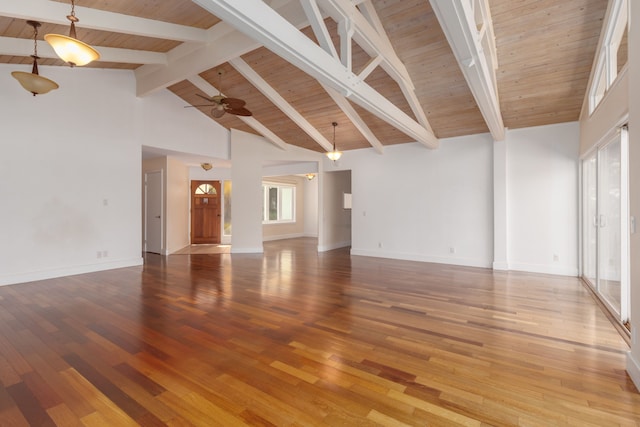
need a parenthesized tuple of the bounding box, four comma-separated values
(97, 251, 102, 259)
(378, 242, 383, 248)
(103, 250, 108, 258)
(553, 254, 559, 262)
(449, 247, 456, 254)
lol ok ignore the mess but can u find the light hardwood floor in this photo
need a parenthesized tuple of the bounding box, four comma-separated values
(0, 238, 638, 426)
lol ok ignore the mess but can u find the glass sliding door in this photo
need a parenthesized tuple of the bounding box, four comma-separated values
(581, 127, 629, 324)
(597, 138, 622, 315)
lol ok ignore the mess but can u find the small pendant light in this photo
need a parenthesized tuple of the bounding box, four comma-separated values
(326, 122, 343, 161)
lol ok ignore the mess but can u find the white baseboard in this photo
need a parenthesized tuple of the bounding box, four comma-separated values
(508, 262, 578, 277)
(493, 261, 509, 271)
(262, 233, 305, 242)
(349, 248, 491, 269)
(627, 351, 640, 392)
(318, 240, 351, 252)
(231, 246, 264, 254)
(0, 257, 144, 287)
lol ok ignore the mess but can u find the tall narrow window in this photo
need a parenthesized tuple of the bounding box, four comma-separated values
(223, 181, 232, 236)
(588, 0, 628, 114)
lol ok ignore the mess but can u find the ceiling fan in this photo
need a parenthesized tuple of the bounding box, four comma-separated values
(186, 70, 252, 118)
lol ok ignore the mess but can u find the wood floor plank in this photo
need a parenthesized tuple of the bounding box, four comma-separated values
(0, 238, 638, 425)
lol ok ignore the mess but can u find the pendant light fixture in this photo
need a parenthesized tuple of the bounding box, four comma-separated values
(45, 0, 100, 67)
(11, 21, 59, 96)
(326, 122, 343, 161)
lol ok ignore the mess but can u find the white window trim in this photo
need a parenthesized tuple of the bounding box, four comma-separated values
(262, 182, 296, 224)
(588, 0, 628, 115)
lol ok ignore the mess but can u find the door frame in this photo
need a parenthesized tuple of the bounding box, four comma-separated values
(144, 170, 163, 254)
(190, 180, 222, 244)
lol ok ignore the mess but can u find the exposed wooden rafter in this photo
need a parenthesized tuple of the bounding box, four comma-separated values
(429, 0, 505, 141)
(194, 0, 439, 149)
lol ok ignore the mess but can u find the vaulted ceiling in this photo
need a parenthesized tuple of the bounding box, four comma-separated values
(0, 0, 609, 155)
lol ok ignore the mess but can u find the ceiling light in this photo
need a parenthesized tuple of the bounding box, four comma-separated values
(326, 122, 342, 161)
(306, 173, 316, 180)
(45, 0, 100, 67)
(201, 163, 213, 171)
(11, 21, 59, 96)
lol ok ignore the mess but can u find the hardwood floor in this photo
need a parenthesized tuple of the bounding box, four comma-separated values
(0, 238, 638, 426)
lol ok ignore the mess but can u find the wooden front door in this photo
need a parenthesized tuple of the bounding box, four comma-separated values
(191, 180, 221, 244)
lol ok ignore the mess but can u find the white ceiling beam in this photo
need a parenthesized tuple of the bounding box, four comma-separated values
(317, 0, 412, 88)
(322, 85, 384, 154)
(194, 0, 438, 148)
(187, 75, 288, 150)
(135, 24, 259, 96)
(318, 0, 434, 137)
(299, 0, 338, 58)
(0, 36, 167, 65)
(0, 0, 207, 43)
(300, 1, 383, 153)
(429, 0, 505, 141)
(229, 57, 334, 152)
(135, 2, 311, 97)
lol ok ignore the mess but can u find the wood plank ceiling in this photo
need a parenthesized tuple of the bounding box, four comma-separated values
(0, 0, 609, 154)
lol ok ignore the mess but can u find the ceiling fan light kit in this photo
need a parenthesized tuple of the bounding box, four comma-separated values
(11, 20, 59, 96)
(45, 0, 100, 67)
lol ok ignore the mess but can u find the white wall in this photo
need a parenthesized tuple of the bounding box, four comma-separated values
(506, 123, 580, 276)
(230, 129, 321, 253)
(340, 135, 494, 267)
(166, 157, 189, 254)
(0, 66, 141, 285)
(580, 68, 629, 156)
(0, 64, 226, 285)
(137, 89, 230, 160)
(330, 126, 578, 273)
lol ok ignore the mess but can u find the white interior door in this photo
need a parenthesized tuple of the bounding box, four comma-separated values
(145, 171, 163, 254)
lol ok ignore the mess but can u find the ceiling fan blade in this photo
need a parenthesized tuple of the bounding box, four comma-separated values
(185, 104, 215, 108)
(222, 98, 246, 109)
(226, 107, 252, 117)
(196, 93, 215, 102)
